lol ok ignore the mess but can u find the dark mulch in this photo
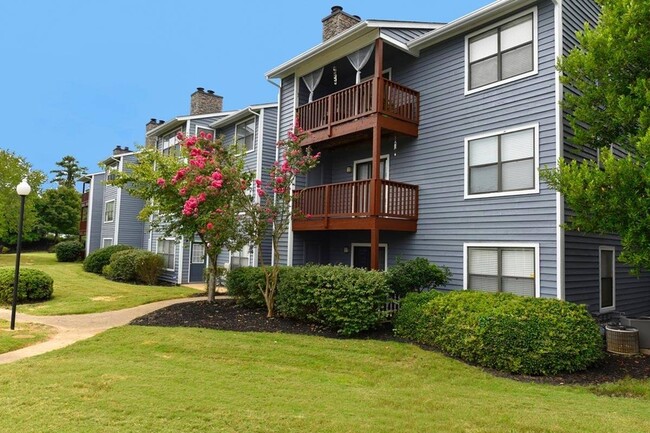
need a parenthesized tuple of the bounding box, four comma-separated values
(131, 298, 650, 386)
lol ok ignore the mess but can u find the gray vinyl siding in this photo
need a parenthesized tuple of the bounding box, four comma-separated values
(115, 154, 145, 249)
(260, 107, 278, 265)
(277, 75, 295, 265)
(87, 173, 105, 254)
(101, 181, 118, 246)
(380, 27, 436, 45)
(289, 1, 559, 297)
(565, 232, 650, 316)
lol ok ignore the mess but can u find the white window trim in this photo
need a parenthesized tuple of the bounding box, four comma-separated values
(361, 68, 392, 83)
(191, 242, 206, 264)
(104, 199, 115, 223)
(464, 7, 539, 95)
(464, 122, 540, 200)
(350, 243, 388, 271)
(599, 246, 616, 312)
(229, 245, 252, 269)
(353, 154, 390, 180)
(234, 117, 256, 154)
(157, 237, 176, 271)
(463, 242, 540, 297)
(102, 238, 113, 248)
(195, 125, 215, 137)
(160, 127, 183, 154)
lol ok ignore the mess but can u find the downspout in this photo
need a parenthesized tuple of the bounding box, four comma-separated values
(250, 107, 263, 268)
(85, 176, 94, 256)
(553, 0, 565, 300)
(113, 156, 123, 244)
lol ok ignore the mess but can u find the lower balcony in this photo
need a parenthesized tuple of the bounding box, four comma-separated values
(293, 179, 418, 232)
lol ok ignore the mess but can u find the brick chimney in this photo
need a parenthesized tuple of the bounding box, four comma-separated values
(113, 145, 130, 156)
(145, 118, 159, 147)
(190, 87, 223, 115)
(322, 6, 361, 41)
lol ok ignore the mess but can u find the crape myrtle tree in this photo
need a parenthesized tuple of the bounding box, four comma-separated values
(111, 131, 253, 301)
(541, 0, 650, 271)
(241, 120, 319, 317)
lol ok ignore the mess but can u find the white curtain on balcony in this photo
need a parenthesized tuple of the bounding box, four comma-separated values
(347, 44, 375, 84)
(301, 68, 324, 103)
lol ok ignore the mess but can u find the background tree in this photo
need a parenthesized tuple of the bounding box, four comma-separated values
(541, 0, 650, 271)
(50, 155, 87, 187)
(35, 187, 81, 241)
(111, 132, 252, 301)
(0, 149, 46, 246)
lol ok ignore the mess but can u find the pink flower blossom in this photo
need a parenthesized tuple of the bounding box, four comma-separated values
(257, 188, 266, 197)
(156, 178, 166, 187)
(197, 192, 207, 203)
(179, 187, 187, 196)
(211, 180, 223, 188)
(211, 171, 223, 180)
(206, 133, 213, 140)
(306, 213, 312, 219)
(206, 222, 214, 230)
(255, 179, 262, 187)
(176, 131, 185, 140)
(199, 131, 206, 139)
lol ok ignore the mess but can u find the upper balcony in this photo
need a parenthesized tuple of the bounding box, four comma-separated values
(296, 77, 420, 147)
(81, 191, 90, 206)
(293, 178, 418, 232)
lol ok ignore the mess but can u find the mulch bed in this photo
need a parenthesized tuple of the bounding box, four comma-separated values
(131, 298, 650, 386)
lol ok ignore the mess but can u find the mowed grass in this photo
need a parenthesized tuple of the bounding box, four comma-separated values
(0, 319, 55, 354)
(0, 326, 648, 433)
(0, 253, 198, 315)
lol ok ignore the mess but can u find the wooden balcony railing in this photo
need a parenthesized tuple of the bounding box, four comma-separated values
(294, 179, 418, 225)
(81, 191, 90, 206)
(296, 78, 419, 133)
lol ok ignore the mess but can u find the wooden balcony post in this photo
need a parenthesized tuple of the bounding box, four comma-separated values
(324, 184, 331, 228)
(327, 94, 333, 137)
(370, 228, 380, 270)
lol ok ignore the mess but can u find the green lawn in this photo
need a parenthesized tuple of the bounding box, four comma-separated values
(0, 326, 648, 433)
(0, 253, 198, 315)
(0, 319, 54, 354)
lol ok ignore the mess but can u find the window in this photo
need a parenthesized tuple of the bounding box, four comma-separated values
(196, 126, 215, 139)
(161, 128, 182, 157)
(351, 243, 388, 271)
(230, 245, 251, 269)
(157, 239, 176, 270)
(466, 125, 537, 198)
(466, 10, 536, 92)
(235, 118, 255, 152)
(106, 164, 117, 182)
(465, 244, 537, 297)
(104, 200, 115, 223)
(102, 238, 113, 248)
(191, 243, 206, 264)
(599, 247, 615, 311)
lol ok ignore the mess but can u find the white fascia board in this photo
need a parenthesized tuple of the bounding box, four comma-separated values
(146, 111, 236, 137)
(409, 0, 536, 53)
(366, 20, 443, 30)
(209, 103, 277, 129)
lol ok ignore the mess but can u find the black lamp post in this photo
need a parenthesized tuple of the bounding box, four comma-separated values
(10, 179, 31, 331)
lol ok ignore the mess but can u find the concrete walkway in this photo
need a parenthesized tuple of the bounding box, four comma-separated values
(0, 296, 207, 365)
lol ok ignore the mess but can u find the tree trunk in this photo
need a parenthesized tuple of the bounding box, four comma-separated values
(207, 254, 218, 302)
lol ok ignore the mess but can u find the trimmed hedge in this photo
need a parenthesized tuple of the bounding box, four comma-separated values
(0, 267, 54, 303)
(103, 249, 164, 284)
(227, 265, 392, 336)
(54, 240, 85, 262)
(83, 245, 134, 274)
(385, 257, 450, 296)
(394, 290, 603, 376)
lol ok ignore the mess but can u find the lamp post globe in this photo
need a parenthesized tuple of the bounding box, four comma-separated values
(10, 179, 31, 330)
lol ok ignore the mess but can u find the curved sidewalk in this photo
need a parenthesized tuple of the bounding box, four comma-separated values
(0, 296, 207, 365)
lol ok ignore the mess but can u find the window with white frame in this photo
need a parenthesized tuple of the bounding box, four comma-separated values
(230, 245, 251, 269)
(191, 243, 206, 264)
(196, 126, 214, 139)
(466, 125, 537, 197)
(599, 247, 615, 311)
(102, 238, 113, 248)
(161, 128, 182, 157)
(466, 245, 536, 296)
(104, 200, 115, 223)
(467, 10, 536, 92)
(235, 118, 255, 152)
(157, 239, 176, 270)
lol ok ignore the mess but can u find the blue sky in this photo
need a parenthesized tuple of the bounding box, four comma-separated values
(0, 0, 492, 185)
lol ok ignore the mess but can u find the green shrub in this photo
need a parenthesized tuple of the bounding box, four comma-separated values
(0, 267, 54, 303)
(394, 290, 603, 376)
(226, 267, 267, 308)
(1, 246, 9, 254)
(54, 240, 85, 262)
(103, 249, 138, 282)
(385, 257, 450, 296)
(276, 265, 392, 336)
(135, 252, 165, 285)
(83, 245, 134, 274)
